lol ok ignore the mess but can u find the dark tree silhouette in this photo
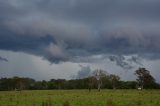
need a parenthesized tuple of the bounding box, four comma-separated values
(135, 68, 155, 90)
(109, 74, 120, 89)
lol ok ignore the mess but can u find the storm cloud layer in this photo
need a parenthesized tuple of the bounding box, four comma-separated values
(1, 0, 160, 63)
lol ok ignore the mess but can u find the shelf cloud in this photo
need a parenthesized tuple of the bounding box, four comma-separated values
(0, 0, 160, 63)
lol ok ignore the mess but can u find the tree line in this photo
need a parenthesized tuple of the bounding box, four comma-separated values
(0, 68, 159, 91)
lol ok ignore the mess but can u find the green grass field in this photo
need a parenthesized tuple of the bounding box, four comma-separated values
(0, 89, 160, 106)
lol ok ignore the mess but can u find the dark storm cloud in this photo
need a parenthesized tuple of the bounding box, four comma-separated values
(0, 0, 160, 63)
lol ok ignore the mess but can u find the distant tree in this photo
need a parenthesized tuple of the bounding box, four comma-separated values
(41, 80, 48, 89)
(109, 74, 120, 89)
(88, 76, 97, 91)
(118, 81, 137, 89)
(92, 69, 108, 91)
(0, 74, 158, 91)
(135, 68, 155, 90)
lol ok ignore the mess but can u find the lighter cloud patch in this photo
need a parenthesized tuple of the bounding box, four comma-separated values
(45, 43, 69, 63)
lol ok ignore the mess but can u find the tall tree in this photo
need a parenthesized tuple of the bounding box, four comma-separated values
(135, 68, 155, 90)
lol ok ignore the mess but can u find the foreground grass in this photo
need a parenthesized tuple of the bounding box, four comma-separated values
(0, 89, 160, 106)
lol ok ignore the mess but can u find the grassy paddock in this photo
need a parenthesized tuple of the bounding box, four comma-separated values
(0, 89, 160, 106)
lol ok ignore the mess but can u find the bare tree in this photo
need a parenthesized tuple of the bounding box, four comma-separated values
(92, 69, 107, 92)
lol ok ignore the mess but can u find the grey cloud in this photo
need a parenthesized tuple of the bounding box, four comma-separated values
(128, 56, 143, 66)
(109, 55, 143, 69)
(0, 0, 160, 63)
(44, 43, 69, 63)
(109, 55, 133, 69)
(0, 56, 8, 62)
(71, 54, 143, 69)
(76, 65, 92, 79)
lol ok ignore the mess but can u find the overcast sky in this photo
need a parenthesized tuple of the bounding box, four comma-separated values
(0, 0, 160, 82)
